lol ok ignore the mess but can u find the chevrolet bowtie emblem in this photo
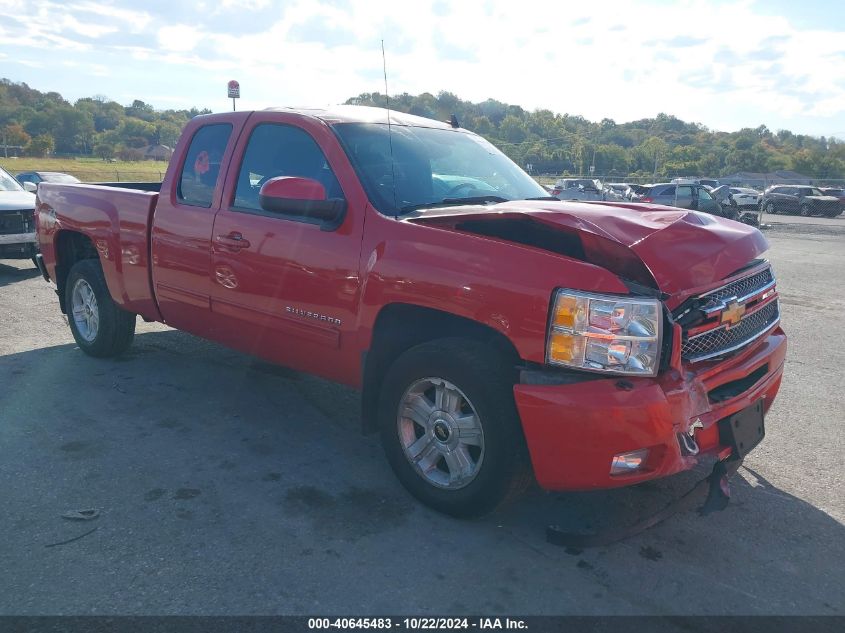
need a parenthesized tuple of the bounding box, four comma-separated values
(721, 300, 746, 328)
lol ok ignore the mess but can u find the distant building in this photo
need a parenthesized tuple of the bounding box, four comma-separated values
(141, 144, 173, 161)
(722, 170, 813, 188)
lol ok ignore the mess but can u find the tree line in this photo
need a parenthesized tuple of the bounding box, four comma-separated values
(0, 78, 210, 161)
(2, 78, 843, 179)
(348, 91, 845, 179)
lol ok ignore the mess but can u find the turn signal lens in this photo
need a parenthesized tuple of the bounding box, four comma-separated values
(549, 331, 585, 364)
(552, 294, 579, 329)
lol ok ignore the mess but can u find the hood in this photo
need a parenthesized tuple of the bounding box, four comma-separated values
(0, 190, 36, 212)
(806, 195, 839, 202)
(406, 200, 769, 298)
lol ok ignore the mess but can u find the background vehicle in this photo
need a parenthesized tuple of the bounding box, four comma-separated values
(33, 106, 786, 519)
(729, 187, 762, 209)
(636, 182, 723, 214)
(550, 178, 604, 201)
(626, 183, 650, 200)
(760, 185, 840, 217)
(0, 165, 37, 263)
(603, 183, 630, 201)
(819, 187, 845, 215)
(15, 171, 80, 193)
(671, 177, 720, 189)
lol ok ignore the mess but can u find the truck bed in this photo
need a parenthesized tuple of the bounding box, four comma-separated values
(36, 183, 162, 321)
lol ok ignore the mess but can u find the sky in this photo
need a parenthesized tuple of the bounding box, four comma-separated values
(1, 0, 844, 137)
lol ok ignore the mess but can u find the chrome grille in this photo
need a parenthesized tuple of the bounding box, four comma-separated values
(0, 209, 33, 235)
(703, 267, 774, 303)
(682, 300, 779, 362)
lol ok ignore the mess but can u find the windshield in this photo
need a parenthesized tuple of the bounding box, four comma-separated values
(799, 187, 825, 196)
(333, 123, 547, 215)
(0, 167, 25, 192)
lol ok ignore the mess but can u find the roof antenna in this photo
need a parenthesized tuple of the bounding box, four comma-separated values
(381, 39, 399, 219)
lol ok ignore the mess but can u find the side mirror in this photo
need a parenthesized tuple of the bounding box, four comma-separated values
(22, 182, 37, 193)
(258, 176, 346, 231)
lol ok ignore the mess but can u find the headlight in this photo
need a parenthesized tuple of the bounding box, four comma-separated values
(547, 289, 662, 376)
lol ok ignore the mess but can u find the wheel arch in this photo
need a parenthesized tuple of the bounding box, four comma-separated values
(54, 230, 100, 314)
(360, 302, 522, 434)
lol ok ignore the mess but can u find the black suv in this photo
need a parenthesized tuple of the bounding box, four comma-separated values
(760, 185, 840, 217)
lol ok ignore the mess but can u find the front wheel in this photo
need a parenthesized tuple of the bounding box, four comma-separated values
(378, 339, 531, 518)
(66, 259, 136, 357)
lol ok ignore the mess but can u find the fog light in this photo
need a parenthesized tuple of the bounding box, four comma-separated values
(610, 449, 649, 475)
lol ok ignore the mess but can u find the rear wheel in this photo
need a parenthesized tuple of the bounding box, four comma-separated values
(765, 202, 776, 215)
(66, 259, 136, 357)
(800, 204, 811, 217)
(378, 338, 531, 517)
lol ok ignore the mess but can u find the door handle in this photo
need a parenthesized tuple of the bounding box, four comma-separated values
(216, 232, 251, 250)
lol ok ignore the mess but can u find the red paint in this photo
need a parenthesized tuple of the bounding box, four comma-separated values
(34, 106, 787, 492)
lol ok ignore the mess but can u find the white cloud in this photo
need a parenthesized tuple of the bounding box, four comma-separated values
(0, 0, 843, 134)
(157, 25, 204, 53)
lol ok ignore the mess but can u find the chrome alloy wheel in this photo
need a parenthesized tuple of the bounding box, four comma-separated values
(71, 278, 99, 342)
(397, 377, 485, 490)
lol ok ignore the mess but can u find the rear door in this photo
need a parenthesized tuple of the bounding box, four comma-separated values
(207, 113, 367, 384)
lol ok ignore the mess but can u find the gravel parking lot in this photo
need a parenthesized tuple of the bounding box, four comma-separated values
(1, 221, 843, 616)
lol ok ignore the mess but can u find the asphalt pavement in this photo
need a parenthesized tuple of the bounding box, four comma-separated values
(0, 221, 843, 615)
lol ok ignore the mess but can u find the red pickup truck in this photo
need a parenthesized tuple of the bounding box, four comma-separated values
(34, 106, 786, 517)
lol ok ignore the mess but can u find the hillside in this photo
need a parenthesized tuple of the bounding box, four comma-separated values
(1, 78, 843, 180)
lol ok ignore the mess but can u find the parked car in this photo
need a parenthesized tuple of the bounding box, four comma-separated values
(603, 183, 630, 201)
(729, 187, 762, 209)
(551, 178, 604, 201)
(15, 171, 80, 192)
(671, 177, 720, 189)
(34, 105, 786, 518)
(0, 165, 37, 263)
(636, 182, 723, 215)
(819, 187, 845, 215)
(626, 183, 650, 201)
(760, 185, 840, 217)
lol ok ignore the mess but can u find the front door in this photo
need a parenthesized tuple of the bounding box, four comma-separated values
(208, 115, 365, 384)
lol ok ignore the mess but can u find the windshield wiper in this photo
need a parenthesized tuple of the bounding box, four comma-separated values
(524, 196, 559, 201)
(400, 195, 509, 213)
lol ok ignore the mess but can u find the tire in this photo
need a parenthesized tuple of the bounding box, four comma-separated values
(65, 258, 136, 357)
(799, 204, 811, 217)
(378, 338, 531, 518)
(765, 202, 776, 215)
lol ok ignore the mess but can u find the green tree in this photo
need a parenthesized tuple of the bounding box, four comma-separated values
(28, 133, 55, 157)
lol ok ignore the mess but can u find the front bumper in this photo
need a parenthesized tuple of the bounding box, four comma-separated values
(514, 327, 786, 491)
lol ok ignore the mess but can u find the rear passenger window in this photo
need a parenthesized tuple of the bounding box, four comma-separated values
(177, 124, 232, 208)
(659, 186, 676, 196)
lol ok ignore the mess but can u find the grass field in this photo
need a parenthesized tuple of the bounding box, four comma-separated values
(0, 156, 168, 182)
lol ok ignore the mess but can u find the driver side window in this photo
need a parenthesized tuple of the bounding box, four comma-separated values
(233, 123, 343, 211)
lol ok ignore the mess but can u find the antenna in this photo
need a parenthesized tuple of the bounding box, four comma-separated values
(381, 39, 399, 218)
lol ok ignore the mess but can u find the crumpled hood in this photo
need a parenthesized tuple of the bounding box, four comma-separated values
(0, 190, 36, 212)
(407, 200, 769, 298)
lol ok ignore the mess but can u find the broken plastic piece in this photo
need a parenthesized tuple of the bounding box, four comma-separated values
(61, 509, 100, 521)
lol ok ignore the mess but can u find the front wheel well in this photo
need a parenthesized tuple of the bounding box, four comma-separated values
(360, 303, 522, 434)
(54, 231, 99, 313)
